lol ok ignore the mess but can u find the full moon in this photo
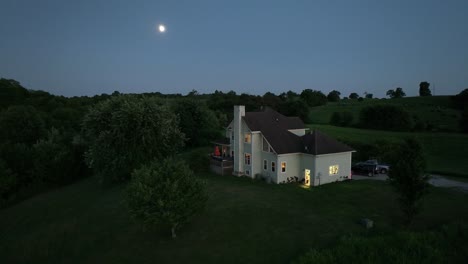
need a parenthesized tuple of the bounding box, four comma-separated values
(158, 24, 166, 33)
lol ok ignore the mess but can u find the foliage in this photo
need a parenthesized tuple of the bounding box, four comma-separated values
(172, 99, 221, 147)
(326, 90, 341, 102)
(359, 104, 413, 131)
(293, 224, 468, 264)
(387, 138, 429, 225)
(349, 92, 359, 99)
(419, 81, 432, 96)
(126, 158, 207, 238)
(460, 107, 468, 133)
(0, 105, 46, 145)
(278, 98, 310, 122)
(262, 92, 282, 109)
(0, 159, 16, 204)
(386, 87, 406, 98)
(329, 111, 353, 127)
(300, 89, 327, 107)
(451, 88, 468, 110)
(365, 93, 373, 99)
(0, 78, 30, 109)
(82, 96, 185, 184)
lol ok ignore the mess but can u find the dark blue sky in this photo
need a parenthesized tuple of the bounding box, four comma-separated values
(1, 0, 467, 97)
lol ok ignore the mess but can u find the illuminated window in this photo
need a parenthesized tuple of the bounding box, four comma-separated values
(262, 137, 269, 151)
(329, 165, 339, 175)
(244, 133, 251, 143)
(271, 161, 276, 172)
(263, 160, 268, 170)
(244, 153, 251, 165)
(281, 162, 286, 173)
(305, 169, 311, 186)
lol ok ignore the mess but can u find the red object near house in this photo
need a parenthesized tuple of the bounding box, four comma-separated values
(214, 146, 221, 156)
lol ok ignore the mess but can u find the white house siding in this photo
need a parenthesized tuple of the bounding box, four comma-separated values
(251, 132, 263, 178)
(277, 153, 302, 184)
(313, 152, 352, 185)
(301, 154, 315, 185)
(242, 123, 253, 177)
(260, 151, 278, 183)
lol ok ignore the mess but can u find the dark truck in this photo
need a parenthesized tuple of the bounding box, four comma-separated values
(360, 159, 390, 174)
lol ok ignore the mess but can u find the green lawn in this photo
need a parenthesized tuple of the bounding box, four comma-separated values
(1, 174, 468, 263)
(308, 96, 461, 132)
(308, 124, 468, 177)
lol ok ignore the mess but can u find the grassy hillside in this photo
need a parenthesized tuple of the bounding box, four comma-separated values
(308, 124, 468, 177)
(308, 96, 460, 132)
(1, 174, 468, 263)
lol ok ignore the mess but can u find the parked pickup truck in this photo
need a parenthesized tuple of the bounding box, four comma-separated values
(358, 159, 390, 174)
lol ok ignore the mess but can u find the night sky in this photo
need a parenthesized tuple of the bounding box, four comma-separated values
(1, 0, 467, 97)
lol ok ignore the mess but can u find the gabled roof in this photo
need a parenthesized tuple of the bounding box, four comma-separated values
(241, 108, 353, 155)
(302, 130, 354, 155)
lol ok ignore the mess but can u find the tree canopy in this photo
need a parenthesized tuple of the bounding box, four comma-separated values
(300, 89, 327, 107)
(419, 82, 431, 96)
(386, 87, 406, 98)
(82, 96, 185, 184)
(126, 158, 207, 238)
(327, 90, 341, 102)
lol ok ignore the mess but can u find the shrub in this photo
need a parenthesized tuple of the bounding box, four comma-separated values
(359, 105, 413, 131)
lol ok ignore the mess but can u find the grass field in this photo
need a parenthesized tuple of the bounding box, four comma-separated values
(307, 124, 468, 177)
(1, 173, 468, 264)
(308, 96, 461, 132)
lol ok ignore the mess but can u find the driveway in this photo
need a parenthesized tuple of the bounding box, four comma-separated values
(351, 173, 468, 192)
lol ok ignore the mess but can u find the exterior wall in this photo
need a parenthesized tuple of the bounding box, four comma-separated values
(251, 132, 262, 178)
(242, 122, 253, 177)
(233, 106, 245, 176)
(313, 152, 352, 186)
(259, 150, 278, 183)
(288, 129, 306, 136)
(276, 153, 302, 184)
(301, 154, 315, 185)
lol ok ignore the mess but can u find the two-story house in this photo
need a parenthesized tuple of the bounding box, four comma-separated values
(212, 105, 354, 186)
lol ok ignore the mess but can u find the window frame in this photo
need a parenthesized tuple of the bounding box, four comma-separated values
(263, 159, 268, 171)
(244, 133, 251, 143)
(244, 153, 251, 165)
(281, 162, 287, 173)
(271, 161, 276, 172)
(329, 165, 339, 175)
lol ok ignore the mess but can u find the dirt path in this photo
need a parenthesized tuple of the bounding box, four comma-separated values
(351, 174, 468, 192)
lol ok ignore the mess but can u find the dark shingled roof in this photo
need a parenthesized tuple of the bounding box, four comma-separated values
(302, 130, 354, 155)
(242, 108, 353, 155)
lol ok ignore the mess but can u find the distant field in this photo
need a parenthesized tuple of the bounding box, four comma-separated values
(1, 174, 468, 263)
(308, 96, 460, 132)
(308, 124, 468, 177)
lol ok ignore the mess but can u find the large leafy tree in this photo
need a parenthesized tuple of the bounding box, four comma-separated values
(172, 99, 221, 147)
(349, 92, 359, 99)
(386, 87, 406, 99)
(387, 138, 429, 225)
(0, 105, 46, 145)
(126, 158, 207, 238)
(327, 90, 341, 102)
(300, 89, 327, 107)
(82, 96, 185, 184)
(419, 81, 432, 96)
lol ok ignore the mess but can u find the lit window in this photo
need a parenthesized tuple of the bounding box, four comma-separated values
(305, 169, 311, 186)
(329, 165, 339, 175)
(244, 153, 251, 165)
(281, 162, 286, 173)
(262, 137, 269, 151)
(244, 133, 251, 143)
(271, 161, 276, 172)
(263, 160, 267, 170)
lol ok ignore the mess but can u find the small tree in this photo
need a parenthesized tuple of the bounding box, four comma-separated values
(349, 93, 359, 99)
(387, 88, 406, 99)
(387, 138, 429, 225)
(419, 82, 432, 96)
(327, 90, 341, 102)
(126, 158, 207, 238)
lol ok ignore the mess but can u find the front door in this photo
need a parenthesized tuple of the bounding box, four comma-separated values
(304, 169, 311, 186)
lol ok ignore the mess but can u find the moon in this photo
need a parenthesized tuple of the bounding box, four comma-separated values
(158, 24, 166, 33)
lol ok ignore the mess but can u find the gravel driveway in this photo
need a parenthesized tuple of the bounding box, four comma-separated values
(351, 173, 468, 192)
